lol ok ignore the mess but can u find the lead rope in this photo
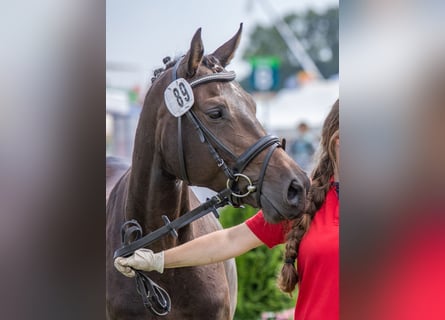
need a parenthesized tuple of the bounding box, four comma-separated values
(120, 220, 171, 316)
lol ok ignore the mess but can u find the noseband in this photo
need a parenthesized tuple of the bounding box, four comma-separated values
(167, 57, 282, 207)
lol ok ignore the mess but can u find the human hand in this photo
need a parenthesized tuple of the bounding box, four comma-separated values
(114, 249, 164, 277)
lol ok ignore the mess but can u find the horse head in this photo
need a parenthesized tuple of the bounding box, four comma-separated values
(144, 25, 310, 223)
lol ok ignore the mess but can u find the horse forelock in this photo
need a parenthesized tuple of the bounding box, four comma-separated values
(202, 55, 225, 73)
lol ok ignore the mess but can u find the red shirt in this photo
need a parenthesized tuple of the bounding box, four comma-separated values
(246, 184, 339, 320)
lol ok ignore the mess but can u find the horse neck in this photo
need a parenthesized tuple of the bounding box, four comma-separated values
(127, 163, 190, 235)
(125, 82, 191, 241)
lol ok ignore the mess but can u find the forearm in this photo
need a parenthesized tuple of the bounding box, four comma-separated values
(163, 223, 262, 268)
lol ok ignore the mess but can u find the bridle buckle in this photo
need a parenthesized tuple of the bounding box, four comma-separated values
(226, 173, 256, 198)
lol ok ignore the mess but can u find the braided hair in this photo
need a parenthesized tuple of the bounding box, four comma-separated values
(277, 99, 339, 294)
(151, 56, 176, 83)
(151, 55, 224, 83)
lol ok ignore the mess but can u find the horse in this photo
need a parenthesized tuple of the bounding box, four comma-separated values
(106, 24, 310, 319)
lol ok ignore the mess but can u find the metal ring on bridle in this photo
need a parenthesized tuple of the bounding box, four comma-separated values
(226, 173, 257, 198)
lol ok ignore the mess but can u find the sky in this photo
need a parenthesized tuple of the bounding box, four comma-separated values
(106, 0, 339, 89)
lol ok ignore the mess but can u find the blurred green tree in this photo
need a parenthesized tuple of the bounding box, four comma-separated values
(240, 7, 338, 91)
(219, 205, 295, 320)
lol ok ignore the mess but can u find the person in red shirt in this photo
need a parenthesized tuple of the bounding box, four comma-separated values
(115, 99, 340, 320)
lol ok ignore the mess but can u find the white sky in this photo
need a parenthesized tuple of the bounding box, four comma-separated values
(106, 0, 338, 89)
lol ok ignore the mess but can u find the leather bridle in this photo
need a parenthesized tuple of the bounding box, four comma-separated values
(114, 58, 284, 316)
(171, 57, 282, 207)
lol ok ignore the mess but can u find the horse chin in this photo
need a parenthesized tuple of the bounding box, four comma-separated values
(258, 196, 285, 224)
(259, 194, 305, 224)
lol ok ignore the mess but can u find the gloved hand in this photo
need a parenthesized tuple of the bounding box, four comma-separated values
(114, 249, 165, 277)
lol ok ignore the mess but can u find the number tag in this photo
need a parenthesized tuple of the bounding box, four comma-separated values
(164, 78, 194, 117)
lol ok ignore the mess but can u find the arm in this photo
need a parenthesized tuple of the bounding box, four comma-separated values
(114, 222, 264, 276)
(164, 222, 263, 268)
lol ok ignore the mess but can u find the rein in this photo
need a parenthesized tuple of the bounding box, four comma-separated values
(114, 188, 231, 258)
(114, 189, 232, 316)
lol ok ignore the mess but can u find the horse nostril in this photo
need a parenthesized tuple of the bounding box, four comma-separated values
(287, 180, 303, 204)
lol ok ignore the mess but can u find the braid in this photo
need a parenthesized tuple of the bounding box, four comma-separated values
(150, 56, 178, 83)
(278, 213, 311, 294)
(278, 99, 339, 294)
(150, 55, 220, 83)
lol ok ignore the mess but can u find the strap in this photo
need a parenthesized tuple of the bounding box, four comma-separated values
(171, 56, 183, 81)
(168, 57, 239, 183)
(135, 270, 171, 316)
(186, 111, 236, 180)
(115, 188, 232, 316)
(255, 142, 279, 207)
(178, 116, 190, 185)
(172, 57, 191, 185)
(189, 71, 236, 87)
(188, 110, 237, 161)
(114, 188, 231, 259)
(234, 135, 281, 173)
(119, 221, 172, 316)
(120, 220, 143, 245)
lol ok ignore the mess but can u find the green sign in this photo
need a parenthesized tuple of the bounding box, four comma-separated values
(249, 56, 280, 91)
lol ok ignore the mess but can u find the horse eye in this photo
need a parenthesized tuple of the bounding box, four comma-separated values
(207, 109, 223, 120)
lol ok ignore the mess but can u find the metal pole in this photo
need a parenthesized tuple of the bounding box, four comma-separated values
(256, 0, 324, 79)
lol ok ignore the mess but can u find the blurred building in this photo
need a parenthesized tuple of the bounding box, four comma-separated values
(254, 77, 338, 170)
(106, 86, 142, 160)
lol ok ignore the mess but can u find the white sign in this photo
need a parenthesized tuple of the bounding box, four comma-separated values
(254, 66, 274, 91)
(106, 88, 130, 115)
(164, 78, 194, 117)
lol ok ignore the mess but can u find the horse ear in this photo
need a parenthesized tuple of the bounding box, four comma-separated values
(211, 23, 243, 67)
(182, 28, 204, 78)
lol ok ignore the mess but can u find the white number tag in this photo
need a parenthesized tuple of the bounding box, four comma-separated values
(164, 78, 194, 117)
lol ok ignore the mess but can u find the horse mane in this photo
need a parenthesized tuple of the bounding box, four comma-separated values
(151, 56, 177, 83)
(151, 55, 224, 83)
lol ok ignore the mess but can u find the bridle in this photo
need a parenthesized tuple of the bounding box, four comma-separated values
(170, 57, 282, 207)
(114, 57, 285, 316)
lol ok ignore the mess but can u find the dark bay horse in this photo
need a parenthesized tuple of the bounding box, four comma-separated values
(106, 25, 310, 319)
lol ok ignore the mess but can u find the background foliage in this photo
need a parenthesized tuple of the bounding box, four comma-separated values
(219, 205, 295, 320)
(240, 7, 339, 91)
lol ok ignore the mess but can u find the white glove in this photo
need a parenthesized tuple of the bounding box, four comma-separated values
(114, 249, 165, 277)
